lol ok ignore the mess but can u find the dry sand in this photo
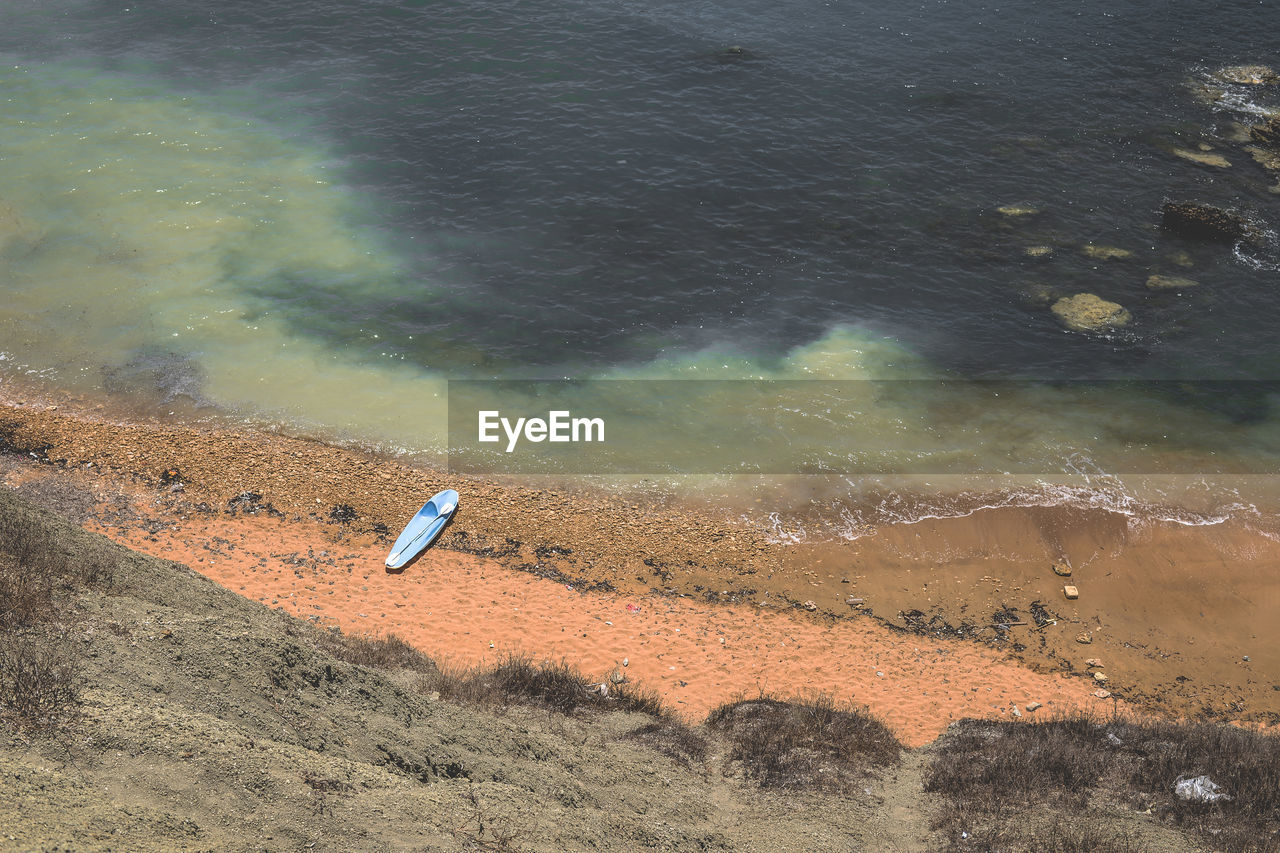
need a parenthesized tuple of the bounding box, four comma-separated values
(2, 385, 1276, 745)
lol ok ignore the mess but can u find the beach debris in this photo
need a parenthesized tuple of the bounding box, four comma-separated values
(625, 603, 641, 613)
(1026, 702, 1043, 712)
(803, 600, 817, 611)
(1093, 689, 1111, 698)
(328, 503, 358, 524)
(1063, 585, 1080, 600)
(1243, 655, 1250, 662)
(1172, 148, 1231, 168)
(1076, 633, 1092, 644)
(1011, 705, 1023, 718)
(1024, 245, 1054, 258)
(1174, 775, 1232, 803)
(1161, 201, 1248, 243)
(845, 596, 865, 606)
(1051, 564, 1072, 577)
(1082, 244, 1134, 261)
(1106, 732, 1124, 747)
(1093, 672, 1109, 683)
(1213, 64, 1278, 86)
(1146, 274, 1200, 291)
(1050, 294, 1132, 333)
(622, 658, 628, 667)
(1085, 658, 1104, 668)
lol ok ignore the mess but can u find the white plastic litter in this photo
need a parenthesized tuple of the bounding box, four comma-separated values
(1174, 775, 1232, 803)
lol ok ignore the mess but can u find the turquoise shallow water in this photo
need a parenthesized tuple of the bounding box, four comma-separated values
(2, 1, 1280, 528)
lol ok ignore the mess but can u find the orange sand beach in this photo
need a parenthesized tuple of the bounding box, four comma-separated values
(2, 387, 1277, 745)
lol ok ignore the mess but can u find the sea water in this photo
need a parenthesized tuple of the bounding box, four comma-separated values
(2, 0, 1280, 533)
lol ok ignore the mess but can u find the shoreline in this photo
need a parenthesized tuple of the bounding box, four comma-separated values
(2, 384, 1277, 742)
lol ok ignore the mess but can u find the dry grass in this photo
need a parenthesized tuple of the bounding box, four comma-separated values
(705, 693, 902, 792)
(418, 653, 709, 766)
(430, 653, 668, 719)
(926, 713, 1280, 853)
(624, 719, 710, 767)
(319, 630, 440, 675)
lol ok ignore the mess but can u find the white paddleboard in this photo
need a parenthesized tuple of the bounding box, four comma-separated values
(385, 489, 458, 569)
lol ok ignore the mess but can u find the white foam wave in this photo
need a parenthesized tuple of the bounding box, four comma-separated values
(750, 473, 1264, 545)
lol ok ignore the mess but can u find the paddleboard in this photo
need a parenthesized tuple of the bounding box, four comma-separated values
(385, 489, 458, 569)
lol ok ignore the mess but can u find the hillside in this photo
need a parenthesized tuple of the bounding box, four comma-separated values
(0, 484, 1269, 852)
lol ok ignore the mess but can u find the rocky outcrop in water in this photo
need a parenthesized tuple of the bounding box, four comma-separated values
(1172, 147, 1231, 168)
(1050, 293, 1131, 333)
(1250, 115, 1280, 148)
(1081, 245, 1133, 260)
(1213, 65, 1279, 85)
(1160, 202, 1248, 243)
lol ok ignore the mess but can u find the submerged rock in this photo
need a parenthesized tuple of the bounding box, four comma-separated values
(1246, 145, 1280, 171)
(1082, 244, 1134, 261)
(1172, 148, 1231, 168)
(1050, 293, 1132, 333)
(996, 204, 1039, 217)
(1250, 116, 1280, 148)
(1018, 282, 1059, 308)
(1160, 202, 1248, 242)
(1213, 65, 1279, 86)
(1146, 274, 1199, 291)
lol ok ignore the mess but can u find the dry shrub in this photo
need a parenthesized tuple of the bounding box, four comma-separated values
(321, 630, 439, 675)
(0, 557, 56, 630)
(436, 655, 618, 715)
(0, 627, 80, 730)
(924, 716, 1109, 811)
(706, 694, 902, 791)
(1117, 718, 1280, 853)
(0, 500, 107, 732)
(927, 713, 1280, 853)
(424, 654, 706, 766)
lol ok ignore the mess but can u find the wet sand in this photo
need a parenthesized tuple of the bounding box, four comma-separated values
(2, 386, 1277, 743)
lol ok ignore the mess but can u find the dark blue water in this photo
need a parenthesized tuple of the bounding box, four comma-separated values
(6, 0, 1278, 384)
